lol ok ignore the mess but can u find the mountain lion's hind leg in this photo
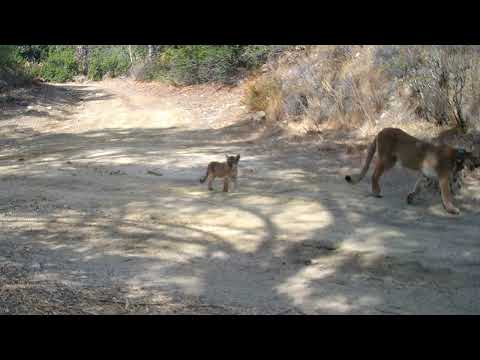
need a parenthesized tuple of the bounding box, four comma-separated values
(208, 175, 215, 191)
(439, 175, 460, 215)
(371, 157, 396, 198)
(407, 176, 425, 205)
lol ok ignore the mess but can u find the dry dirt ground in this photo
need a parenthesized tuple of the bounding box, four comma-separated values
(1, 79, 480, 315)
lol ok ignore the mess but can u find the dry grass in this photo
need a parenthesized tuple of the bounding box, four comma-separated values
(243, 75, 283, 122)
(0, 261, 241, 315)
(244, 46, 393, 136)
(242, 45, 480, 152)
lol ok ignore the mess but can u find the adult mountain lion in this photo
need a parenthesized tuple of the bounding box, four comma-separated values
(345, 128, 480, 215)
(200, 154, 240, 192)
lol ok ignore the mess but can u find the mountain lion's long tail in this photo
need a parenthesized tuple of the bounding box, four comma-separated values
(345, 136, 377, 184)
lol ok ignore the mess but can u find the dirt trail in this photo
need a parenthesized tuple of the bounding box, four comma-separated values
(1, 80, 480, 314)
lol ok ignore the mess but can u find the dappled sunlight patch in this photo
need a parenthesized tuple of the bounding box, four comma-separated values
(0, 164, 24, 175)
(272, 199, 333, 242)
(128, 272, 205, 297)
(276, 266, 335, 309)
(235, 195, 286, 207)
(83, 149, 122, 159)
(71, 246, 95, 254)
(116, 223, 152, 238)
(313, 295, 355, 313)
(340, 227, 406, 253)
(1, 162, 66, 177)
(210, 251, 230, 260)
(82, 132, 110, 138)
(121, 238, 208, 262)
(276, 258, 383, 314)
(184, 189, 211, 197)
(261, 169, 311, 182)
(195, 207, 268, 253)
(313, 294, 381, 314)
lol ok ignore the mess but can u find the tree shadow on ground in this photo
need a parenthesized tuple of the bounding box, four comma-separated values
(2, 123, 480, 314)
(0, 83, 113, 122)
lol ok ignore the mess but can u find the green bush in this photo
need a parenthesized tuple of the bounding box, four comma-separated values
(160, 46, 238, 84)
(3, 45, 287, 86)
(0, 45, 33, 86)
(144, 45, 287, 85)
(0, 45, 23, 69)
(240, 45, 287, 69)
(38, 47, 78, 82)
(87, 47, 131, 81)
(17, 45, 50, 63)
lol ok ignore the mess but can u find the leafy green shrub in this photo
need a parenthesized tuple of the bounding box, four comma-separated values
(0, 45, 23, 69)
(0, 45, 33, 86)
(17, 45, 50, 63)
(160, 46, 238, 84)
(144, 45, 288, 85)
(87, 47, 131, 80)
(240, 46, 276, 69)
(38, 47, 78, 82)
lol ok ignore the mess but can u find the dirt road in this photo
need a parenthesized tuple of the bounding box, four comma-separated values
(1, 80, 480, 314)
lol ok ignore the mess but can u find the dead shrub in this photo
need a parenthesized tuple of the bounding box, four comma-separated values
(243, 45, 394, 135)
(383, 45, 480, 130)
(244, 75, 282, 116)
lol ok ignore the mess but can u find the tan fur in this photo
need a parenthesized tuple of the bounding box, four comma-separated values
(345, 128, 480, 215)
(200, 154, 240, 192)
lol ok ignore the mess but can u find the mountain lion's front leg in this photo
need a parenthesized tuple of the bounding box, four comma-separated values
(439, 175, 460, 215)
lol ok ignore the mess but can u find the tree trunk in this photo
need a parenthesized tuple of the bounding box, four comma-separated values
(75, 46, 89, 75)
(148, 45, 155, 62)
(128, 45, 134, 64)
